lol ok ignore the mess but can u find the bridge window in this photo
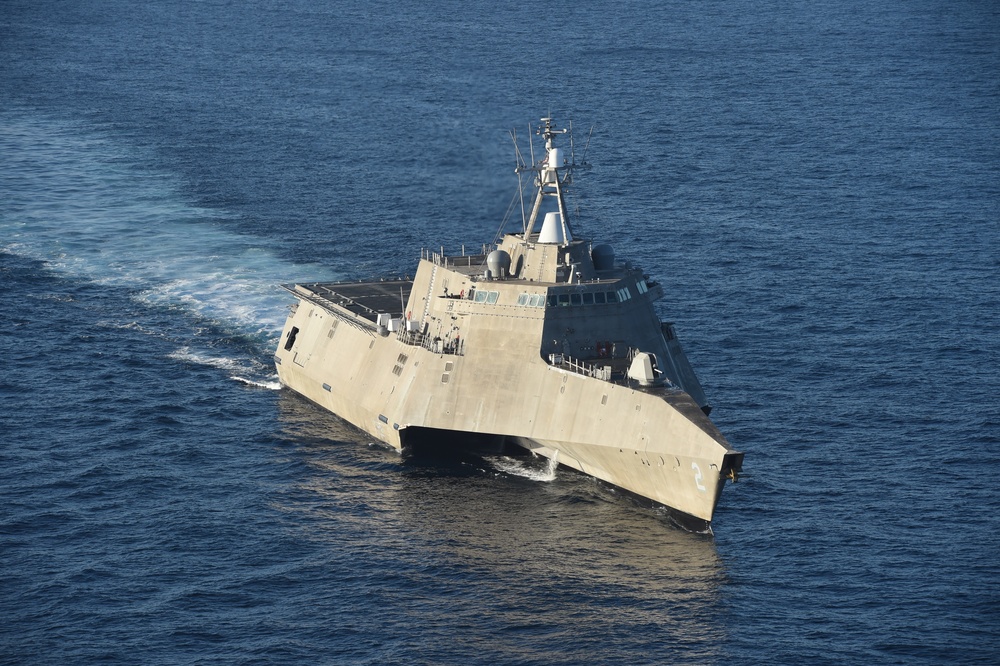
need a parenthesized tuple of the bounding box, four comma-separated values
(486, 291, 499, 304)
(543, 290, 642, 307)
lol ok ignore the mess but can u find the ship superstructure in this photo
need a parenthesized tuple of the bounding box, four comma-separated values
(274, 118, 742, 530)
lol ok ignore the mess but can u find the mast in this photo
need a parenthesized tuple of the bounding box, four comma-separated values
(515, 117, 587, 246)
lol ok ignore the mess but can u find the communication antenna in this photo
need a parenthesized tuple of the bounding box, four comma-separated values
(527, 123, 536, 171)
(581, 125, 594, 166)
(569, 120, 576, 169)
(510, 128, 529, 233)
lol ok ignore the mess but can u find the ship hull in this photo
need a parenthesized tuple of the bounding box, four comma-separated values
(274, 117, 743, 527)
(274, 277, 740, 526)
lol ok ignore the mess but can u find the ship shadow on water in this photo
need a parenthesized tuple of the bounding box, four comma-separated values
(276, 391, 717, 534)
(400, 426, 717, 533)
(398, 425, 526, 471)
(273, 393, 730, 661)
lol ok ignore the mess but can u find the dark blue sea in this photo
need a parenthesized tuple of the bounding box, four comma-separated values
(2, 1, 999, 663)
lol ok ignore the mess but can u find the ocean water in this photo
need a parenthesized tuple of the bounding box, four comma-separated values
(2, 1, 999, 663)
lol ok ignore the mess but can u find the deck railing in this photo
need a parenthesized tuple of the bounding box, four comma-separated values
(548, 354, 613, 382)
(396, 328, 465, 356)
(422, 247, 490, 269)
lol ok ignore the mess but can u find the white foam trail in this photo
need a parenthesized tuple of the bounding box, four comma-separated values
(0, 113, 337, 347)
(231, 376, 282, 390)
(168, 347, 246, 371)
(168, 349, 282, 389)
(489, 455, 558, 482)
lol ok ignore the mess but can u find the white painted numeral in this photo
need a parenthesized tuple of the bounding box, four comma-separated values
(692, 462, 706, 492)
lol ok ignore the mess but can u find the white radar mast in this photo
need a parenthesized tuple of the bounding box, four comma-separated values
(516, 117, 587, 246)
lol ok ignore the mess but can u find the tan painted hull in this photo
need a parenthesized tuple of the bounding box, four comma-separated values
(275, 262, 740, 526)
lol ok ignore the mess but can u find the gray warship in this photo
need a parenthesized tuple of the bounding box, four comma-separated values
(274, 117, 742, 530)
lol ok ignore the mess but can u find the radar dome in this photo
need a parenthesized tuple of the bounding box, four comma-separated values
(539, 211, 572, 244)
(487, 249, 512, 279)
(592, 244, 615, 271)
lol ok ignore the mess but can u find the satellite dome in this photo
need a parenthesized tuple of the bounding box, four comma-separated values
(592, 244, 615, 271)
(487, 249, 512, 279)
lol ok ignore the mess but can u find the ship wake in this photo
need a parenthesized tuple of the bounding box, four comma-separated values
(488, 454, 558, 482)
(0, 112, 336, 384)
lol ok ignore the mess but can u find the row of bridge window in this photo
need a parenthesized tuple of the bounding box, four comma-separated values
(472, 281, 647, 309)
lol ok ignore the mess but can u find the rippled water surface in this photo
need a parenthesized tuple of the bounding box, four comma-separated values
(2, 1, 999, 663)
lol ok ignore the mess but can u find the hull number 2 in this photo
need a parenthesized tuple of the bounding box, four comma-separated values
(692, 462, 707, 492)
